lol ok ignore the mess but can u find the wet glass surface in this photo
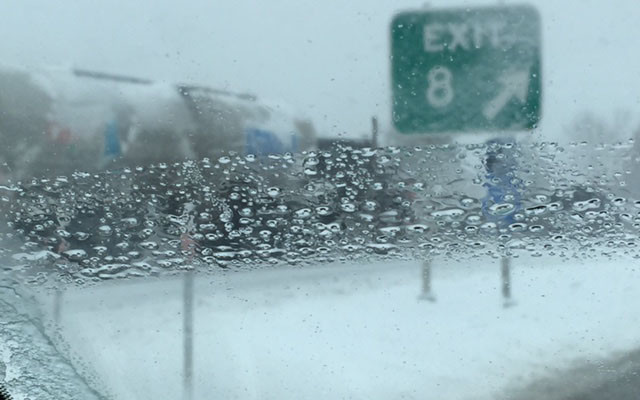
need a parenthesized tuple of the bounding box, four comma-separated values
(2, 1, 640, 399)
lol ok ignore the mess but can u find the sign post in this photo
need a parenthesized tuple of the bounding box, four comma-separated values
(391, 5, 541, 133)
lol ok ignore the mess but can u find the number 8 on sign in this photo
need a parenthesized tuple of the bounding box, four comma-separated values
(426, 66, 453, 108)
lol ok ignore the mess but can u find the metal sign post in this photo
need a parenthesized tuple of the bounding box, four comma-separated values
(391, 5, 541, 133)
(183, 270, 194, 400)
(418, 259, 436, 302)
(482, 140, 521, 308)
(501, 257, 514, 308)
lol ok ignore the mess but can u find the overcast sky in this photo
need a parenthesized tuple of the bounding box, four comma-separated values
(2, 0, 640, 142)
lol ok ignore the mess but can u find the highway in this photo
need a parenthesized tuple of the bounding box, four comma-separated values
(37, 255, 640, 400)
(504, 347, 640, 400)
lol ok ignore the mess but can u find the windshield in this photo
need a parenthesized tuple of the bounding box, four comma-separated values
(2, 1, 640, 399)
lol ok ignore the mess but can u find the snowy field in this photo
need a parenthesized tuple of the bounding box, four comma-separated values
(39, 255, 640, 400)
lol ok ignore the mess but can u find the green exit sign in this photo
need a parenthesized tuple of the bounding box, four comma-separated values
(391, 5, 542, 134)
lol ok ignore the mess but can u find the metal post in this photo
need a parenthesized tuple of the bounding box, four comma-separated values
(418, 259, 436, 302)
(371, 116, 379, 148)
(53, 289, 63, 325)
(183, 271, 194, 400)
(501, 257, 515, 308)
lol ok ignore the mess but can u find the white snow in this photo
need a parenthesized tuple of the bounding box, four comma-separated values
(43, 255, 640, 399)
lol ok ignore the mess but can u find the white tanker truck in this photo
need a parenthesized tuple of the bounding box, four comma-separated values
(0, 65, 317, 181)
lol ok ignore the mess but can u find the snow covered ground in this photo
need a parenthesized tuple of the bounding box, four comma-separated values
(39, 255, 640, 400)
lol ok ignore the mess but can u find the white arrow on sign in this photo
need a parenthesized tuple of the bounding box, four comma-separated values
(482, 70, 530, 121)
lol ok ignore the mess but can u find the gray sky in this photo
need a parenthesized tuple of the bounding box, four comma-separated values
(2, 0, 640, 141)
